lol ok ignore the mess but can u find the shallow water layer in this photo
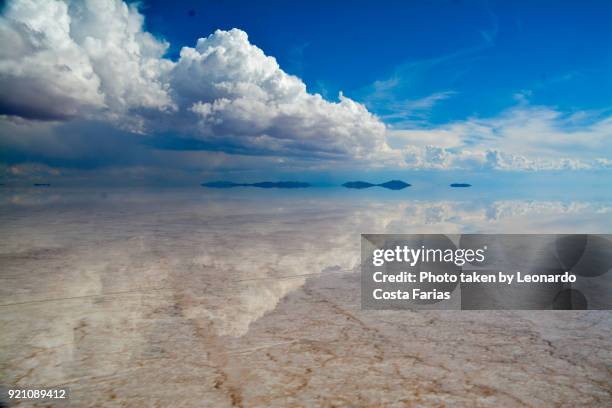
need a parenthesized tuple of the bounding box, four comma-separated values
(0, 188, 611, 407)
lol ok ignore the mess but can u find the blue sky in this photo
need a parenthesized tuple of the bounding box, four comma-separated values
(142, 0, 612, 123)
(0, 0, 611, 184)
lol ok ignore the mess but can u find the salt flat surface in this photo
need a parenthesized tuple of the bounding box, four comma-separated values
(0, 188, 610, 407)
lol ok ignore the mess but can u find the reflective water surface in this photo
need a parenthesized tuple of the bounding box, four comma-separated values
(1, 187, 611, 406)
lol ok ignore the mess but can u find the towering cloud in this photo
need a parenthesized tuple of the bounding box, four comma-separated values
(0, 0, 173, 126)
(173, 29, 388, 159)
(0, 0, 389, 159)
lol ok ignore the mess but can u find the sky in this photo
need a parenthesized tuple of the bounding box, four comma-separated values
(0, 0, 611, 185)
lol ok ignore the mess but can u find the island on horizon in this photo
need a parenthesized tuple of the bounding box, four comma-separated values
(449, 183, 472, 188)
(342, 180, 411, 190)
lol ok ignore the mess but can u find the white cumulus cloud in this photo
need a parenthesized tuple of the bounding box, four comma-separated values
(172, 29, 388, 159)
(0, 0, 174, 128)
(0, 1, 389, 159)
(391, 106, 612, 171)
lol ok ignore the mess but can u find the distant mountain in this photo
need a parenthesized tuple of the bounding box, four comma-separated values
(450, 183, 471, 188)
(379, 180, 411, 190)
(201, 181, 310, 189)
(342, 180, 411, 190)
(342, 181, 375, 189)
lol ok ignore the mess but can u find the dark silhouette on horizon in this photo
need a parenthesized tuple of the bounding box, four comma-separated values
(202, 181, 311, 189)
(342, 180, 411, 190)
(342, 181, 375, 189)
(450, 183, 472, 188)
